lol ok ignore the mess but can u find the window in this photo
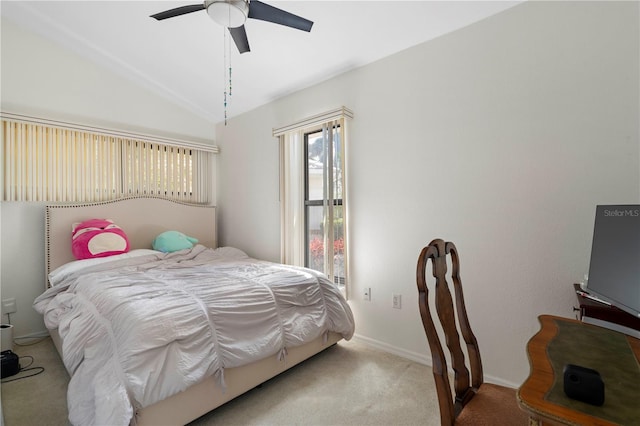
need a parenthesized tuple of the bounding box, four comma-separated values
(1, 113, 217, 203)
(274, 107, 352, 295)
(304, 126, 345, 284)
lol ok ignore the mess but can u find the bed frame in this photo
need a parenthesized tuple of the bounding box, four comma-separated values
(44, 196, 342, 425)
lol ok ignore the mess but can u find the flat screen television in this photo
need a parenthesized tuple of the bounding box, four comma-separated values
(586, 205, 640, 320)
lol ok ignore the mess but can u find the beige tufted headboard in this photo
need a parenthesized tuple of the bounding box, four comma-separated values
(44, 196, 216, 289)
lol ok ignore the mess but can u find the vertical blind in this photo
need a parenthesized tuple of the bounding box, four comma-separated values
(1, 113, 217, 203)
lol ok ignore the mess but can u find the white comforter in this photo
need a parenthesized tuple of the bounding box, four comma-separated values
(34, 246, 354, 426)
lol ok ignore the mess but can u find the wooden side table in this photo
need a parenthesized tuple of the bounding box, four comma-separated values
(518, 315, 640, 425)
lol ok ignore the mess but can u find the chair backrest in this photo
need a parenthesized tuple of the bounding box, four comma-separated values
(416, 239, 483, 426)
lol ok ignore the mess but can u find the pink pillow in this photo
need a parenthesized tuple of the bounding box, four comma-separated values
(71, 219, 130, 260)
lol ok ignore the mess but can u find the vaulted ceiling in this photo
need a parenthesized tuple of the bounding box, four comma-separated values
(1, 1, 521, 124)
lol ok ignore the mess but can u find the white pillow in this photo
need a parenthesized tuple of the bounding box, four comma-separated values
(48, 249, 160, 287)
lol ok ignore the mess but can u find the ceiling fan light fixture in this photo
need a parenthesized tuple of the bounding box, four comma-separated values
(206, 0, 249, 28)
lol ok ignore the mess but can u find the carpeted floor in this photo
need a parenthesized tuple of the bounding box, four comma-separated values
(1, 337, 440, 426)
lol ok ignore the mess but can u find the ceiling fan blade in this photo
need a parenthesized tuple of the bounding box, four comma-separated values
(248, 0, 313, 32)
(150, 4, 205, 21)
(229, 26, 250, 54)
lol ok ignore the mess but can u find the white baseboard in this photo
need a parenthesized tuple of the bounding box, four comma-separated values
(15, 330, 50, 340)
(351, 333, 432, 366)
(350, 333, 518, 389)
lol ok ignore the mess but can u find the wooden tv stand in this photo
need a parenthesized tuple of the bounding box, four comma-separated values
(573, 283, 640, 336)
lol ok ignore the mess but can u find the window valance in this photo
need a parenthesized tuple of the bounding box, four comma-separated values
(273, 107, 353, 137)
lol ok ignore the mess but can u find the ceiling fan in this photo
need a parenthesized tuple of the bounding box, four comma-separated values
(151, 0, 314, 54)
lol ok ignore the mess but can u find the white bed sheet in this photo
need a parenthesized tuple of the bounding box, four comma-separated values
(34, 246, 355, 426)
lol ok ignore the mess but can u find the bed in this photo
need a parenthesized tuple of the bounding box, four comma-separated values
(35, 196, 354, 426)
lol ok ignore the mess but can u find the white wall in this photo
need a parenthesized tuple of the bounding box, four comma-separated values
(0, 19, 217, 338)
(216, 1, 640, 386)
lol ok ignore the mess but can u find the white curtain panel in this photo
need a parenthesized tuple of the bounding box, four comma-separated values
(279, 130, 305, 266)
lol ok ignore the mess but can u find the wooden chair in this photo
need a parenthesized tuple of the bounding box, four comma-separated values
(416, 239, 528, 426)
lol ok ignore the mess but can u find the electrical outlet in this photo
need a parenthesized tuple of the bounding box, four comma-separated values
(2, 298, 17, 315)
(363, 287, 371, 301)
(392, 294, 402, 309)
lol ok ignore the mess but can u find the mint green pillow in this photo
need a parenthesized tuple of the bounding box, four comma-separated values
(152, 231, 198, 253)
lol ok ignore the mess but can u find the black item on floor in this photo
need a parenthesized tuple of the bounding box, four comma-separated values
(1, 350, 20, 378)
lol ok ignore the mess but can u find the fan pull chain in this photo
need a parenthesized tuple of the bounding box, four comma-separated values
(224, 93, 228, 126)
(223, 26, 229, 125)
(227, 4, 232, 97)
(225, 61, 232, 125)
